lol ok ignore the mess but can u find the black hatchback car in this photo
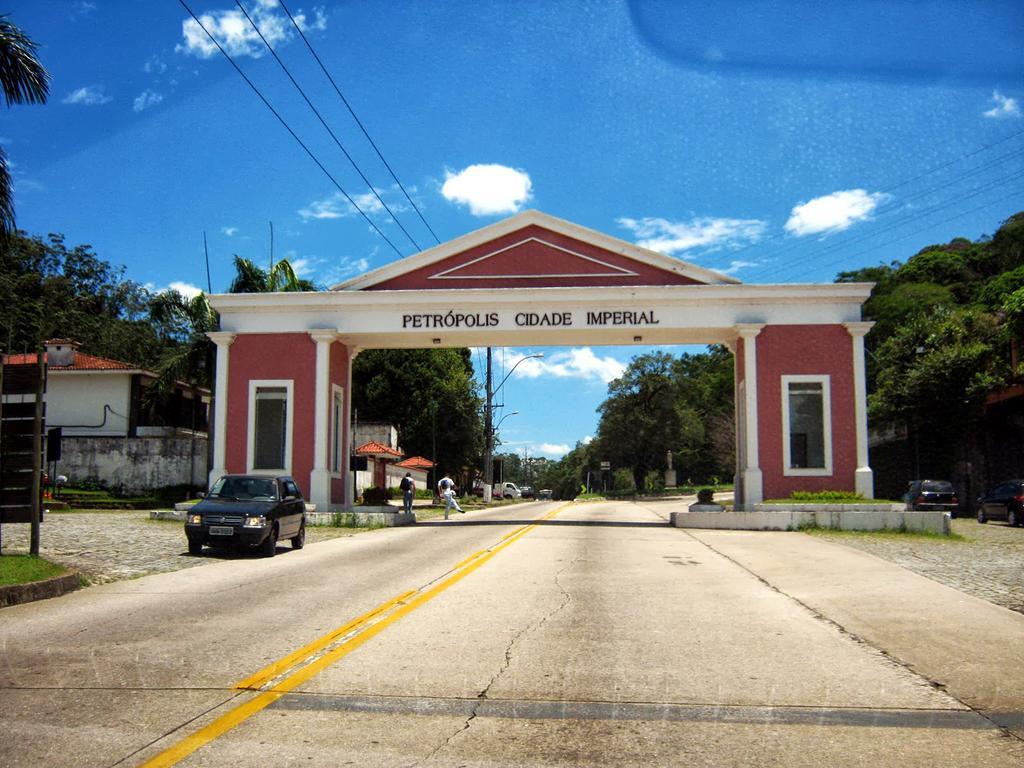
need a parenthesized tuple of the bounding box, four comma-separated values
(903, 479, 958, 516)
(185, 475, 306, 556)
(976, 480, 1024, 526)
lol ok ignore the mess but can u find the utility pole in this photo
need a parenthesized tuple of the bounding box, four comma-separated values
(483, 347, 494, 503)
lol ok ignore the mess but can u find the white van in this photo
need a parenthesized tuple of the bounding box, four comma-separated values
(496, 482, 522, 499)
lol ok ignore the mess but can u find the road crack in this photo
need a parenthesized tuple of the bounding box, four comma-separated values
(413, 560, 576, 765)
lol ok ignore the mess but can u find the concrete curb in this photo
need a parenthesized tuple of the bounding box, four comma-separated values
(0, 571, 81, 608)
(671, 508, 950, 534)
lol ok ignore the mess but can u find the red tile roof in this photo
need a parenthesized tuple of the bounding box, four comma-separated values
(396, 455, 435, 469)
(355, 440, 403, 459)
(2, 351, 141, 371)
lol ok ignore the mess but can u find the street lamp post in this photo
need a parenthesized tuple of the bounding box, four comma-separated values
(483, 350, 542, 503)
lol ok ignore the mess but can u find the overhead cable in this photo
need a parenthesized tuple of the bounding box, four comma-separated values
(178, 0, 403, 258)
(278, 0, 442, 245)
(234, 0, 421, 252)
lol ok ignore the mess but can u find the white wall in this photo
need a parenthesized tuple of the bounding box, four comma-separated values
(46, 373, 131, 436)
(59, 435, 208, 493)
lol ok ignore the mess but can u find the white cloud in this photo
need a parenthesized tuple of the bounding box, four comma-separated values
(150, 281, 203, 299)
(534, 443, 570, 458)
(616, 216, 766, 256)
(720, 259, 758, 275)
(441, 164, 532, 216)
(582, 435, 593, 445)
(495, 347, 625, 384)
(984, 90, 1021, 119)
(299, 189, 398, 221)
(321, 255, 371, 286)
(221, 226, 239, 236)
(62, 85, 111, 106)
(133, 89, 163, 113)
(177, 1, 328, 60)
(71, 1, 97, 18)
(785, 189, 888, 237)
(144, 55, 168, 75)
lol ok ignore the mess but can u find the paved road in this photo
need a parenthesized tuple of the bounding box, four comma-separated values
(1, 500, 1022, 767)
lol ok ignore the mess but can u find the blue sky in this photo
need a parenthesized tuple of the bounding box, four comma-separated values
(4, 1, 1023, 459)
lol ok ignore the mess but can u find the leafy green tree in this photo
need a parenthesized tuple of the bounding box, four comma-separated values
(0, 15, 48, 239)
(0, 232, 159, 365)
(870, 307, 1003, 430)
(352, 348, 482, 481)
(594, 352, 682, 491)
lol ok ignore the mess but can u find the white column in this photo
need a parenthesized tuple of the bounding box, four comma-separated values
(736, 324, 765, 506)
(343, 347, 362, 510)
(724, 339, 743, 506)
(845, 321, 875, 498)
(207, 331, 236, 488)
(308, 330, 337, 512)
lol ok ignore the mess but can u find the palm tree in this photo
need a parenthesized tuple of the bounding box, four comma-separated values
(0, 15, 49, 239)
(228, 255, 317, 293)
(149, 290, 219, 392)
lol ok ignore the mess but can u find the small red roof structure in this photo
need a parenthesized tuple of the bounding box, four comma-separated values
(355, 440, 403, 459)
(3, 351, 143, 372)
(396, 456, 435, 470)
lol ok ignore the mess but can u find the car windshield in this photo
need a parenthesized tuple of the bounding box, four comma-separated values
(921, 481, 953, 493)
(210, 477, 279, 500)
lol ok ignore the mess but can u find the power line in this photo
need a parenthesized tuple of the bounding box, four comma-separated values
(754, 167, 1024, 281)
(278, 0, 442, 246)
(772, 173, 1024, 282)
(710, 127, 1024, 275)
(177, 0, 404, 258)
(745, 150, 1024, 282)
(234, 0, 422, 252)
(788, 187, 1024, 283)
(743, 143, 1024, 280)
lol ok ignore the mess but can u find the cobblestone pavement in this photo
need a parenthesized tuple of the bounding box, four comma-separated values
(0, 511, 366, 584)
(815, 518, 1024, 615)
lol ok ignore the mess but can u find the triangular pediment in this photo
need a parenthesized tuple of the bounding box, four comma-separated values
(430, 236, 640, 281)
(334, 210, 739, 291)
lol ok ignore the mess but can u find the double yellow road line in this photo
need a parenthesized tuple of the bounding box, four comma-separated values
(142, 504, 565, 767)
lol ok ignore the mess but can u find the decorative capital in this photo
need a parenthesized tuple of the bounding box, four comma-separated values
(309, 329, 338, 344)
(734, 323, 765, 340)
(207, 331, 236, 347)
(843, 321, 874, 339)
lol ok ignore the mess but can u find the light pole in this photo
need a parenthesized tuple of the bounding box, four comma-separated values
(483, 351, 542, 503)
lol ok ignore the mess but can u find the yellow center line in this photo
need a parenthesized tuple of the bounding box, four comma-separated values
(140, 503, 566, 768)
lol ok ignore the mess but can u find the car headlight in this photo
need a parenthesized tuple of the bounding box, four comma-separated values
(187, 514, 202, 525)
(243, 515, 267, 528)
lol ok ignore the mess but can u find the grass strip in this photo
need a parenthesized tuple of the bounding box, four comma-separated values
(0, 554, 68, 586)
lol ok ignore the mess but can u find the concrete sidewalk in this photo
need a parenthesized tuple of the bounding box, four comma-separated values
(685, 529, 1024, 737)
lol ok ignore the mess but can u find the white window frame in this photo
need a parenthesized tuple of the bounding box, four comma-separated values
(247, 379, 294, 475)
(781, 374, 832, 477)
(330, 384, 344, 476)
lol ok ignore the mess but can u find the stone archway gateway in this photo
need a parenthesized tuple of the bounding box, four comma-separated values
(207, 210, 873, 512)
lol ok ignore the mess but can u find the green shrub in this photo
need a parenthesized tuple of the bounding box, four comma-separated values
(789, 490, 866, 502)
(361, 486, 393, 505)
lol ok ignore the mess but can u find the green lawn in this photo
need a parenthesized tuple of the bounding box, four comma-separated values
(802, 527, 966, 542)
(0, 554, 67, 586)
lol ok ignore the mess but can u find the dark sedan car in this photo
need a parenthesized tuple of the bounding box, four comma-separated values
(977, 480, 1024, 526)
(185, 474, 306, 556)
(903, 479, 958, 516)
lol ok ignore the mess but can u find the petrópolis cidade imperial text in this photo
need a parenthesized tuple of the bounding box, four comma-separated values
(401, 309, 661, 330)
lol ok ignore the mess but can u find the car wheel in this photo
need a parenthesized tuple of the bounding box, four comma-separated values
(1009, 508, 1020, 527)
(260, 525, 278, 557)
(188, 540, 203, 556)
(291, 522, 306, 550)
(977, 507, 988, 524)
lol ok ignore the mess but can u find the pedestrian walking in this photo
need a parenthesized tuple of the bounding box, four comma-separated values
(437, 473, 463, 519)
(399, 472, 415, 515)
